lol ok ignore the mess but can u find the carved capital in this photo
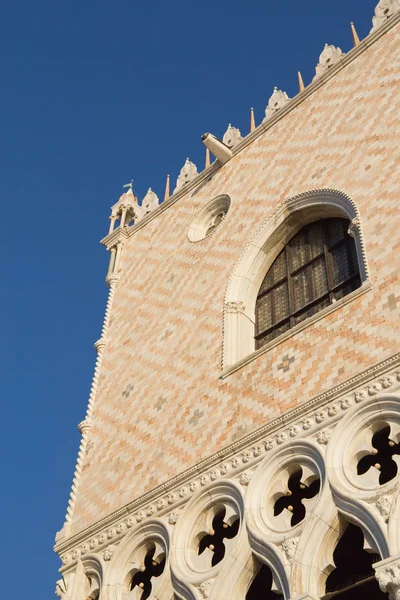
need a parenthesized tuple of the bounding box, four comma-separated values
(374, 556, 400, 600)
(348, 217, 361, 238)
(224, 301, 246, 314)
(77, 419, 92, 435)
(94, 338, 107, 352)
(106, 272, 120, 286)
(199, 578, 215, 598)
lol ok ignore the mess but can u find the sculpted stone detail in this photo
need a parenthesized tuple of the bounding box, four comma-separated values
(375, 558, 400, 600)
(222, 123, 243, 148)
(168, 510, 180, 525)
(263, 87, 290, 121)
(199, 578, 215, 598)
(103, 546, 115, 561)
(239, 470, 254, 486)
(317, 428, 332, 445)
(224, 301, 246, 314)
(142, 188, 160, 214)
(281, 536, 299, 561)
(376, 494, 392, 522)
(372, 0, 400, 31)
(348, 217, 361, 239)
(55, 578, 67, 598)
(314, 44, 343, 79)
(174, 158, 198, 193)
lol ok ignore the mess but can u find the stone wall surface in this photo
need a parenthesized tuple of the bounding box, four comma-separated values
(70, 23, 400, 534)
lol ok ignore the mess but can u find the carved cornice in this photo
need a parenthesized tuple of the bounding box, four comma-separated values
(55, 352, 400, 565)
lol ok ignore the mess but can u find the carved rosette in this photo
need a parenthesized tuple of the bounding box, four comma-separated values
(314, 44, 343, 79)
(222, 124, 243, 148)
(263, 87, 290, 121)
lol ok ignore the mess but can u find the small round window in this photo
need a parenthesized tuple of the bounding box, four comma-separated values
(188, 195, 231, 242)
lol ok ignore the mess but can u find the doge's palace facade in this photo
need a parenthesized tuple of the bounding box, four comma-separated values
(55, 3, 400, 599)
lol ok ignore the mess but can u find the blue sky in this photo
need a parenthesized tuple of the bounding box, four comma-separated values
(0, 0, 377, 597)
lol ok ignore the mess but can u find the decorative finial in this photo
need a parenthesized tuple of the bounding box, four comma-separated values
(371, 0, 400, 32)
(222, 123, 243, 148)
(250, 108, 256, 132)
(350, 22, 360, 46)
(122, 179, 134, 190)
(298, 71, 305, 93)
(164, 174, 170, 201)
(174, 158, 198, 193)
(313, 44, 344, 80)
(263, 88, 291, 122)
(205, 147, 211, 169)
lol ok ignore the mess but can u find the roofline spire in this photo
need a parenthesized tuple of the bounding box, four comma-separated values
(350, 22, 360, 46)
(298, 71, 305, 93)
(164, 174, 170, 201)
(250, 107, 256, 132)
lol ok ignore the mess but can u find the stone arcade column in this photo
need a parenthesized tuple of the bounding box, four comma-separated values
(375, 556, 400, 600)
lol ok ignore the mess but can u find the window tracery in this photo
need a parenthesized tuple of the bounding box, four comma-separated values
(273, 467, 320, 527)
(357, 425, 400, 486)
(130, 544, 166, 599)
(255, 218, 361, 348)
(197, 507, 240, 567)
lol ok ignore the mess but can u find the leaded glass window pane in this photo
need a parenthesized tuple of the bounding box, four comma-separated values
(255, 218, 361, 349)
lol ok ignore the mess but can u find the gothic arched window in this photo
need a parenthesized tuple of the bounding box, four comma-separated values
(255, 218, 361, 349)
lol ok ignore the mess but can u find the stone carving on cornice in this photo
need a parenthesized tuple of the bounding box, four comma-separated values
(371, 0, 400, 31)
(141, 188, 160, 214)
(199, 578, 215, 598)
(375, 556, 400, 600)
(313, 44, 344, 80)
(57, 358, 400, 567)
(94, 338, 107, 353)
(174, 158, 198, 193)
(222, 123, 243, 148)
(263, 87, 291, 121)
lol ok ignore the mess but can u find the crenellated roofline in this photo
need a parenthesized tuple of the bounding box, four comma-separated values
(100, 8, 400, 249)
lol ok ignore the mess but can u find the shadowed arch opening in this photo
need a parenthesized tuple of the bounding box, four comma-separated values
(322, 523, 387, 600)
(246, 562, 283, 600)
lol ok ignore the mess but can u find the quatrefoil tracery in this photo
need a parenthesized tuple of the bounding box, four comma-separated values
(197, 506, 240, 567)
(130, 545, 166, 600)
(273, 466, 321, 527)
(357, 424, 400, 486)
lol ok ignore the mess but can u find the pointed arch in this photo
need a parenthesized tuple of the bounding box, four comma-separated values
(222, 188, 369, 369)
